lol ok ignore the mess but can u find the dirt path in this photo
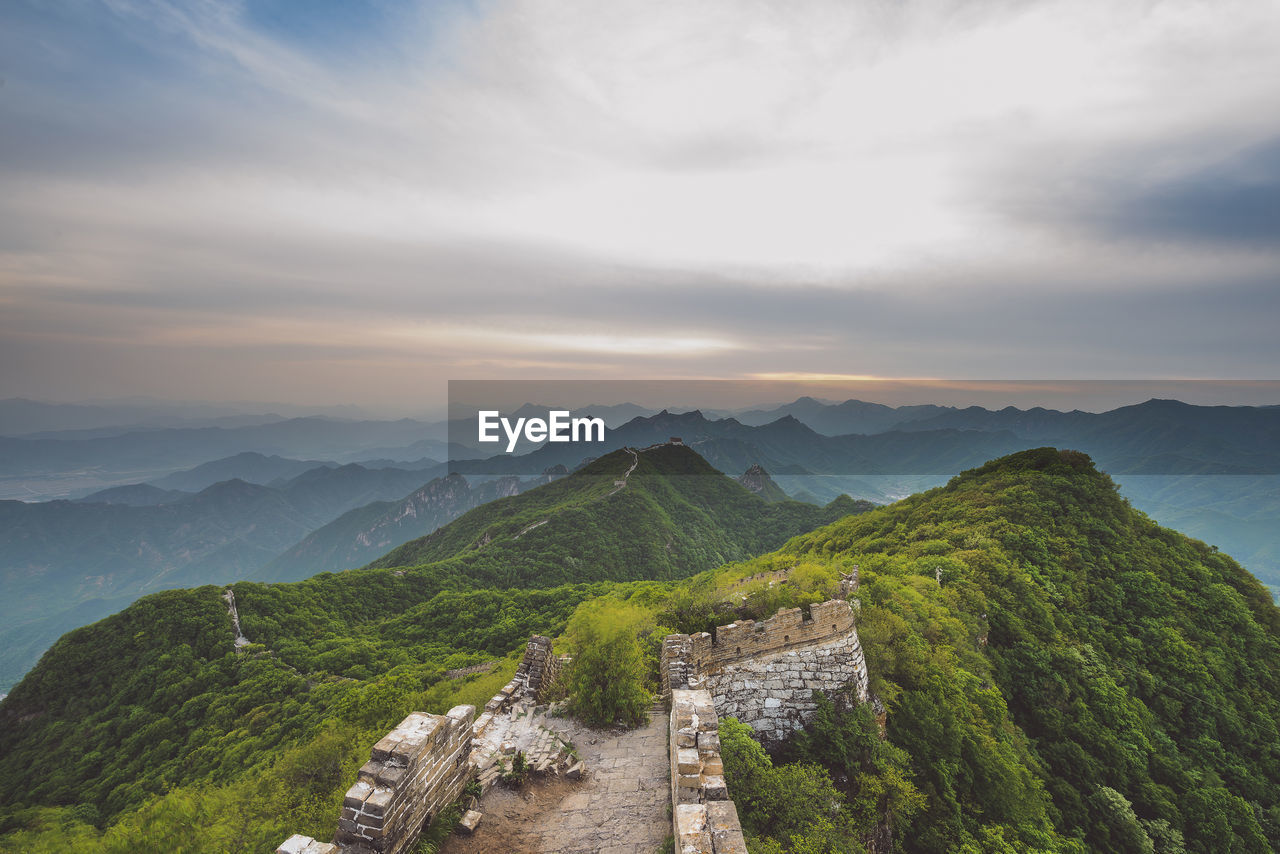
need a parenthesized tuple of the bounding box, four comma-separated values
(441, 710, 670, 854)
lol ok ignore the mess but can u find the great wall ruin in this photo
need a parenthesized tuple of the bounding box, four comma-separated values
(277, 577, 868, 854)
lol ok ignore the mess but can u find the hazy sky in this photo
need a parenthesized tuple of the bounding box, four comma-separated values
(2, 0, 1279, 412)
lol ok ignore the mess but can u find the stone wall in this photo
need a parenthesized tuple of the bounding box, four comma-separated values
(661, 599, 869, 745)
(515, 634, 560, 698)
(275, 705, 474, 854)
(473, 633, 560, 742)
(711, 627, 868, 744)
(669, 688, 748, 854)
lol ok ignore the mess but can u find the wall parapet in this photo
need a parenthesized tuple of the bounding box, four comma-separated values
(663, 599, 857, 694)
(276, 706, 474, 854)
(661, 598, 869, 745)
(669, 688, 748, 854)
(474, 634, 561, 742)
(338, 705, 474, 853)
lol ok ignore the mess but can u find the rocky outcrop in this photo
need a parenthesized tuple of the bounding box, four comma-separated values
(736, 465, 788, 503)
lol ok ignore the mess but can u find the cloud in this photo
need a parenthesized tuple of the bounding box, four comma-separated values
(1084, 137, 1280, 247)
(1, 0, 1279, 406)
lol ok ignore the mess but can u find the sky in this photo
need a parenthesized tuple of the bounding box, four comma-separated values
(2, 0, 1279, 414)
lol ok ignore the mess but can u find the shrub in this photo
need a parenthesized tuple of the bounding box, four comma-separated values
(564, 599, 652, 728)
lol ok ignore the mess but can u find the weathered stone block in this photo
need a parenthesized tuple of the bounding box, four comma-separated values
(362, 787, 393, 818)
(677, 747, 702, 776)
(457, 810, 483, 835)
(275, 835, 318, 854)
(343, 779, 374, 809)
(376, 765, 407, 787)
(702, 774, 729, 801)
(706, 801, 749, 854)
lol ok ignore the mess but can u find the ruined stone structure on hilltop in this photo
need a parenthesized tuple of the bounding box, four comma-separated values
(661, 584, 870, 853)
(661, 597, 868, 744)
(276, 634, 563, 854)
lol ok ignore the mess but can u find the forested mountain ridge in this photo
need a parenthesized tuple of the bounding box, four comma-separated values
(2, 446, 1278, 852)
(0, 462, 455, 690)
(722, 447, 1280, 851)
(368, 443, 863, 585)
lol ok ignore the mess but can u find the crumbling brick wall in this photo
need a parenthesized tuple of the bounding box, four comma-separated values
(515, 634, 559, 698)
(670, 688, 748, 854)
(275, 705, 474, 854)
(661, 599, 869, 745)
(473, 633, 561, 741)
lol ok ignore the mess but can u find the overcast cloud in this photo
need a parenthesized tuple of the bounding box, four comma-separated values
(2, 0, 1278, 409)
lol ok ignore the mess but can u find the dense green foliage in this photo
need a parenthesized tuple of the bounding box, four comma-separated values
(752, 448, 1280, 851)
(4, 445, 1280, 854)
(563, 599, 653, 727)
(781, 694, 925, 840)
(719, 714, 866, 853)
(0, 574, 581, 825)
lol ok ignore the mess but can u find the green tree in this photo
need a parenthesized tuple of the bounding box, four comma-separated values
(564, 598, 652, 728)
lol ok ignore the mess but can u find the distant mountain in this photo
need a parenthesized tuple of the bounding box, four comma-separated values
(0, 479, 318, 689)
(264, 472, 528, 580)
(0, 416, 444, 474)
(890, 398, 1280, 473)
(734, 396, 952, 434)
(448, 409, 1030, 477)
(0, 417, 448, 500)
(148, 452, 336, 493)
(0, 397, 286, 436)
(370, 443, 867, 587)
(73, 483, 190, 506)
(0, 461, 449, 689)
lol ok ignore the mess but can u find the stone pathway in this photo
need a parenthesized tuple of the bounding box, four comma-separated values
(441, 710, 670, 854)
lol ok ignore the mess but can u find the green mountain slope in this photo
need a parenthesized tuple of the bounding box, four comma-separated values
(706, 447, 1280, 852)
(369, 443, 861, 586)
(0, 463, 454, 691)
(4, 446, 1276, 853)
(0, 443, 860, 837)
(263, 472, 528, 579)
(0, 572, 598, 844)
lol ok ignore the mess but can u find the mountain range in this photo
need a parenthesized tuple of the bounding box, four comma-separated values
(4, 395, 1280, 691)
(2, 446, 1277, 851)
(0, 460, 477, 689)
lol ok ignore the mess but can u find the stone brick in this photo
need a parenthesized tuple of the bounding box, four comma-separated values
(343, 779, 373, 809)
(457, 810, 482, 835)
